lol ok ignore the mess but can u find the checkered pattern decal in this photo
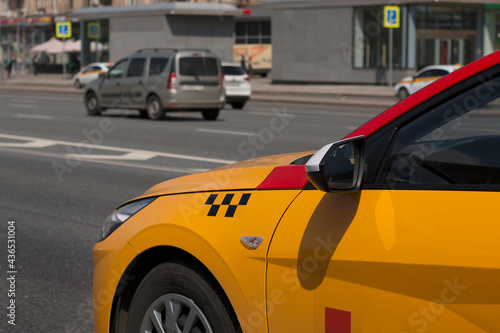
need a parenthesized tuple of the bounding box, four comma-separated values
(205, 193, 251, 218)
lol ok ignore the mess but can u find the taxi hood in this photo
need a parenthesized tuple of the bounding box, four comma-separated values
(139, 151, 313, 198)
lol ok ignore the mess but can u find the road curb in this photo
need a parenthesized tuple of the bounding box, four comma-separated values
(0, 85, 396, 108)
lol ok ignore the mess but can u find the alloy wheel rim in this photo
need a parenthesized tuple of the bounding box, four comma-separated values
(149, 100, 159, 116)
(139, 293, 213, 333)
(88, 96, 96, 110)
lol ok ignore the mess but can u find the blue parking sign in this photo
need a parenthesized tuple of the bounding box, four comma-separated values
(88, 23, 101, 39)
(384, 6, 400, 28)
(56, 22, 72, 38)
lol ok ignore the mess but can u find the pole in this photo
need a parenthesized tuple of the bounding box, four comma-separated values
(0, 21, 2, 82)
(63, 38, 66, 79)
(389, 27, 393, 87)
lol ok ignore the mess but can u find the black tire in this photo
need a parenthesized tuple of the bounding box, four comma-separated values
(231, 102, 245, 110)
(138, 110, 148, 118)
(260, 73, 268, 78)
(147, 95, 165, 120)
(397, 87, 410, 101)
(126, 262, 240, 333)
(202, 109, 220, 120)
(85, 92, 101, 116)
(74, 79, 82, 89)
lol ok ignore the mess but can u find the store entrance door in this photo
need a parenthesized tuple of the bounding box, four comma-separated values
(416, 29, 475, 69)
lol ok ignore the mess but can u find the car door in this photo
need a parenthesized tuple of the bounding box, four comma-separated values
(81, 65, 102, 85)
(410, 69, 448, 94)
(99, 58, 129, 108)
(118, 57, 147, 110)
(267, 69, 500, 332)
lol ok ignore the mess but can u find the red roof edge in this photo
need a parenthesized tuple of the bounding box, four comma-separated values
(346, 51, 500, 139)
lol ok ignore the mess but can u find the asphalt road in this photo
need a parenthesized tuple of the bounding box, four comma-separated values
(0, 91, 383, 332)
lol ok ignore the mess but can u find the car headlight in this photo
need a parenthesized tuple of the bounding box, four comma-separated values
(98, 197, 157, 243)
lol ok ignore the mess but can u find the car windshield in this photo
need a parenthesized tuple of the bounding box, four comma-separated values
(222, 66, 244, 76)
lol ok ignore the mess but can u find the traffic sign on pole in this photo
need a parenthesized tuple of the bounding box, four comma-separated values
(56, 22, 72, 39)
(384, 6, 400, 29)
(384, 6, 400, 87)
(88, 23, 101, 39)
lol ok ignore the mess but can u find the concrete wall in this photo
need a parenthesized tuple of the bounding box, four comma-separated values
(109, 15, 234, 63)
(272, 7, 409, 84)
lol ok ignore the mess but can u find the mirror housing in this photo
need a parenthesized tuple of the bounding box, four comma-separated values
(305, 136, 365, 192)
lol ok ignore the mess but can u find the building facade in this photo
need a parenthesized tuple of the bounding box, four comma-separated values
(0, 0, 257, 72)
(266, 0, 500, 84)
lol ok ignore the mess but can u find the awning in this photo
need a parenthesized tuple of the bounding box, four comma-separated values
(30, 37, 63, 53)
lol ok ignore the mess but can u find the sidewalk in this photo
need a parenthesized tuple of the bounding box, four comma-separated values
(0, 72, 398, 108)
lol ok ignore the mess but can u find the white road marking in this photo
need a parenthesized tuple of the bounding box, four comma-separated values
(13, 99, 37, 103)
(67, 151, 156, 161)
(0, 147, 197, 174)
(196, 128, 255, 136)
(249, 111, 296, 118)
(0, 133, 237, 164)
(0, 94, 81, 102)
(292, 110, 375, 118)
(10, 104, 39, 109)
(0, 138, 55, 148)
(15, 114, 53, 120)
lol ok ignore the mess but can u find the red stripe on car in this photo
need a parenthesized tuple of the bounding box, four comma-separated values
(325, 307, 351, 333)
(256, 165, 309, 190)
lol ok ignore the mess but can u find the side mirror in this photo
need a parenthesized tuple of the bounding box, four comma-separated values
(305, 136, 365, 192)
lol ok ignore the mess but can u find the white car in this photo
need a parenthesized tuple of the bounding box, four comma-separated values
(394, 64, 461, 100)
(222, 62, 251, 109)
(73, 62, 112, 89)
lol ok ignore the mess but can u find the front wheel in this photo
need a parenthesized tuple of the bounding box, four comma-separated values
(202, 109, 220, 120)
(147, 95, 165, 120)
(397, 87, 410, 101)
(126, 262, 240, 333)
(85, 92, 101, 116)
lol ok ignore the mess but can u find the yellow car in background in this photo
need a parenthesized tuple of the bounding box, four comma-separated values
(93, 52, 500, 332)
(73, 62, 111, 89)
(394, 64, 460, 100)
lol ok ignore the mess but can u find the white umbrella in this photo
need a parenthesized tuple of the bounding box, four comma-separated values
(30, 37, 63, 53)
(46, 39, 81, 54)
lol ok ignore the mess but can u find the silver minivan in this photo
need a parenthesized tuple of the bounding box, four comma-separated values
(84, 49, 225, 120)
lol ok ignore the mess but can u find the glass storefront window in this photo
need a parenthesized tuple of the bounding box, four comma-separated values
(415, 6, 477, 68)
(81, 19, 109, 65)
(353, 7, 403, 69)
(416, 6, 477, 30)
(235, 20, 271, 45)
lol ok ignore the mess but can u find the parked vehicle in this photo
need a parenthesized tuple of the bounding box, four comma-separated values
(222, 62, 251, 109)
(84, 49, 225, 120)
(394, 64, 461, 100)
(233, 44, 272, 77)
(73, 62, 111, 89)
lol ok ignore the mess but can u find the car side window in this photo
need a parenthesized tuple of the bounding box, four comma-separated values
(127, 58, 146, 77)
(85, 66, 100, 73)
(108, 59, 128, 79)
(149, 58, 169, 76)
(431, 69, 449, 77)
(379, 75, 500, 186)
(416, 70, 434, 79)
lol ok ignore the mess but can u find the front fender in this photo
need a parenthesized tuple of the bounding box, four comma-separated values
(121, 190, 301, 333)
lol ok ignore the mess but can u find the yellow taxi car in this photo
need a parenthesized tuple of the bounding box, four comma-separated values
(93, 51, 500, 333)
